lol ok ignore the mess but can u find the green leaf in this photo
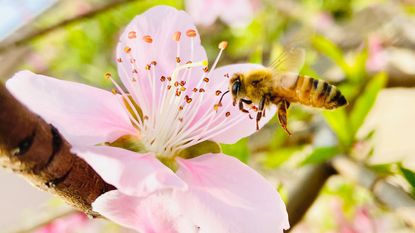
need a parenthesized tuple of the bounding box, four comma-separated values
(370, 162, 398, 176)
(300, 146, 339, 165)
(221, 138, 249, 163)
(350, 72, 387, 136)
(264, 146, 303, 168)
(400, 166, 415, 189)
(311, 35, 350, 74)
(249, 45, 263, 64)
(349, 47, 369, 82)
(323, 108, 352, 147)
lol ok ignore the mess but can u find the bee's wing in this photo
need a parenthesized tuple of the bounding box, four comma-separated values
(269, 47, 305, 74)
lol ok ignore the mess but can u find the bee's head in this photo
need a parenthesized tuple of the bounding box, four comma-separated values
(229, 73, 244, 105)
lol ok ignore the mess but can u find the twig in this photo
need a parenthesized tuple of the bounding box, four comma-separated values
(332, 155, 415, 229)
(0, 0, 139, 54)
(0, 83, 114, 216)
(285, 163, 336, 231)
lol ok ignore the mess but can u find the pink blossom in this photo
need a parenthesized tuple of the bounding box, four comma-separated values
(332, 200, 376, 233)
(366, 36, 387, 72)
(34, 212, 89, 233)
(185, 0, 255, 28)
(7, 6, 289, 233)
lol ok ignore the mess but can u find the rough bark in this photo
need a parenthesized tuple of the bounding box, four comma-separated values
(0, 83, 114, 216)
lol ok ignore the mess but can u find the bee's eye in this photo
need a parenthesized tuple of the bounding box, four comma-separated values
(232, 81, 240, 96)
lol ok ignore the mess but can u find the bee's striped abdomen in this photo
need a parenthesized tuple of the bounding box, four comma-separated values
(293, 75, 347, 109)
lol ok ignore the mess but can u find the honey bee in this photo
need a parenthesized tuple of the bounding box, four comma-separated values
(217, 47, 348, 135)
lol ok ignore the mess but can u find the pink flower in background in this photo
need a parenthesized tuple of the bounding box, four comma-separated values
(34, 212, 89, 233)
(185, 0, 255, 28)
(366, 36, 387, 72)
(334, 205, 375, 233)
(7, 5, 289, 233)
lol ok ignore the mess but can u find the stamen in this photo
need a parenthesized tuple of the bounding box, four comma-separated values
(209, 41, 228, 73)
(124, 46, 132, 53)
(218, 41, 228, 50)
(175, 40, 227, 132)
(118, 57, 146, 112)
(164, 42, 228, 150)
(170, 60, 208, 83)
(104, 73, 142, 128)
(184, 95, 192, 104)
(128, 31, 137, 39)
(186, 29, 197, 37)
(143, 35, 153, 43)
(173, 31, 181, 41)
(174, 31, 181, 64)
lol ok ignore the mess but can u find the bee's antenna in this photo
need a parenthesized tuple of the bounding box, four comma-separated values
(218, 90, 229, 106)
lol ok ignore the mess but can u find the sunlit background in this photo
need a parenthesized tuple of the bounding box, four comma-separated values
(1, 0, 415, 232)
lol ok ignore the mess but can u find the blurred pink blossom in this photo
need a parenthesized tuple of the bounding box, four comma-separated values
(34, 212, 88, 233)
(331, 200, 392, 233)
(185, 0, 255, 28)
(312, 12, 335, 32)
(7, 6, 289, 233)
(366, 36, 388, 72)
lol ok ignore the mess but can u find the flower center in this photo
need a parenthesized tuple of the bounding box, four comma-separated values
(109, 29, 244, 158)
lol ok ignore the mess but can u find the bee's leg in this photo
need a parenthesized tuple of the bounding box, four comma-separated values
(241, 99, 252, 104)
(238, 99, 250, 113)
(256, 112, 262, 130)
(277, 100, 292, 135)
(262, 108, 266, 117)
(239, 99, 254, 119)
(256, 96, 267, 130)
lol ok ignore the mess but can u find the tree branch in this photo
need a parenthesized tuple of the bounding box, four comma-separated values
(285, 163, 336, 231)
(332, 156, 415, 229)
(0, 83, 114, 216)
(0, 0, 139, 54)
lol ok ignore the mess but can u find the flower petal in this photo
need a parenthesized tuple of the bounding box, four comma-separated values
(6, 71, 136, 146)
(200, 64, 277, 144)
(116, 5, 207, 117)
(92, 190, 142, 230)
(175, 153, 290, 233)
(93, 190, 195, 233)
(219, 0, 254, 28)
(185, 0, 221, 26)
(73, 146, 186, 197)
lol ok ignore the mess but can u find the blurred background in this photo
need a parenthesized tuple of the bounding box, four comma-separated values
(1, 0, 415, 232)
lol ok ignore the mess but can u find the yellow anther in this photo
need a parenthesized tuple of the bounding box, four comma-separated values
(173, 31, 181, 41)
(105, 72, 112, 79)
